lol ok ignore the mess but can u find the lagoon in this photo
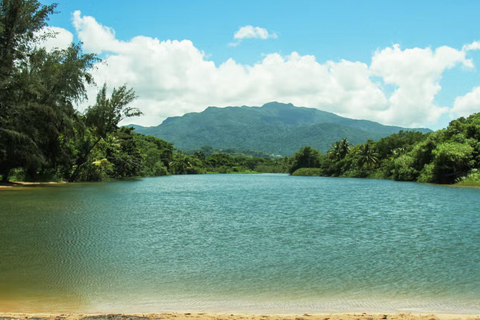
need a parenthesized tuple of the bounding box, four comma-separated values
(0, 174, 479, 313)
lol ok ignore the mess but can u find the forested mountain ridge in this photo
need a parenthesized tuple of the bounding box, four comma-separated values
(133, 102, 431, 156)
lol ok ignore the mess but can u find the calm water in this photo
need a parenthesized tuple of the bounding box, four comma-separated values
(0, 174, 479, 314)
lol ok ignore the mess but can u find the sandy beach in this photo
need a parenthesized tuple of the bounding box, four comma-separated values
(0, 313, 478, 320)
(0, 181, 67, 189)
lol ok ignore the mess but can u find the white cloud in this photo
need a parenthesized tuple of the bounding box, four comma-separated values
(35, 26, 73, 51)
(453, 86, 480, 117)
(370, 44, 471, 127)
(230, 25, 277, 46)
(71, 12, 478, 129)
(234, 25, 277, 40)
(72, 10, 125, 54)
(463, 41, 480, 52)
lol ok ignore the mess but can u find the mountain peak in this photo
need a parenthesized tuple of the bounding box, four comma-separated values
(261, 101, 295, 108)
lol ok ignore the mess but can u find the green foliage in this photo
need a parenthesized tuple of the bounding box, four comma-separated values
(133, 133, 173, 177)
(288, 146, 323, 174)
(328, 138, 350, 161)
(68, 85, 141, 182)
(392, 155, 418, 181)
(376, 130, 426, 159)
(455, 169, 480, 186)
(85, 84, 139, 139)
(169, 151, 206, 175)
(0, 0, 57, 81)
(431, 142, 474, 184)
(356, 140, 379, 168)
(417, 163, 435, 183)
(291, 168, 324, 176)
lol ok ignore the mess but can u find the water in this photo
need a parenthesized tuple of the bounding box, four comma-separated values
(0, 174, 479, 314)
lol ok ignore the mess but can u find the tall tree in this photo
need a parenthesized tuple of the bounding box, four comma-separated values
(69, 84, 141, 182)
(0, 0, 57, 181)
(18, 45, 97, 179)
(0, 2, 97, 181)
(357, 141, 379, 168)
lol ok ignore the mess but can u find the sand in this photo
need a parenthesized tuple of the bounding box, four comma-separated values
(0, 313, 478, 320)
(0, 181, 67, 189)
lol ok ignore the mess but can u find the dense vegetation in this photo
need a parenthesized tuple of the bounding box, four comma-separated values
(288, 113, 480, 185)
(134, 102, 430, 156)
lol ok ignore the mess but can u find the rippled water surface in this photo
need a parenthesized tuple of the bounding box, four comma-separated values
(1, 174, 479, 313)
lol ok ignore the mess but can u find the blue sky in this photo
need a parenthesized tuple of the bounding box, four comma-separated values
(39, 0, 480, 129)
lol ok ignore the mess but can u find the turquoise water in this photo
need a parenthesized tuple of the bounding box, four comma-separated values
(0, 174, 479, 313)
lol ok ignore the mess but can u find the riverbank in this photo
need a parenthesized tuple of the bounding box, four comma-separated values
(0, 313, 478, 320)
(0, 181, 66, 189)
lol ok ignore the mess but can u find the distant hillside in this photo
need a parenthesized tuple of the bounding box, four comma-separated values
(132, 102, 431, 156)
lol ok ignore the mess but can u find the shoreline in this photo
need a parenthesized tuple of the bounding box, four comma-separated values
(0, 312, 478, 320)
(0, 181, 67, 189)
(1, 176, 479, 190)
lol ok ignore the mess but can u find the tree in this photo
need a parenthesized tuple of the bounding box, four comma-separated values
(376, 130, 426, 159)
(0, 1, 98, 182)
(0, 0, 56, 181)
(0, 0, 56, 85)
(69, 84, 141, 182)
(289, 146, 323, 174)
(328, 138, 350, 161)
(432, 142, 474, 184)
(193, 150, 206, 161)
(357, 141, 379, 168)
(392, 154, 418, 181)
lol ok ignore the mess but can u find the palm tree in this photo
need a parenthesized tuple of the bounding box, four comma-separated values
(328, 138, 351, 161)
(357, 141, 379, 168)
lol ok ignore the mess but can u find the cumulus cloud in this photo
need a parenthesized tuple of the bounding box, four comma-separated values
(463, 41, 480, 52)
(234, 25, 277, 40)
(35, 26, 73, 51)
(370, 44, 471, 127)
(72, 10, 125, 54)
(453, 86, 480, 117)
(230, 25, 277, 46)
(70, 11, 478, 128)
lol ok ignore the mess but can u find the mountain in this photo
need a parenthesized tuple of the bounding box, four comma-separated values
(132, 102, 431, 156)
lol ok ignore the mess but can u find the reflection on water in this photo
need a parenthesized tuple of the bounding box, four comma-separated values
(0, 175, 479, 313)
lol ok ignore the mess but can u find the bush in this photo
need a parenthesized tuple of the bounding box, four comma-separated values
(291, 168, 324, 176)
(455, 169, 480, 186)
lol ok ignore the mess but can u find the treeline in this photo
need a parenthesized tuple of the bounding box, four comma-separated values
(57, 128, 288, 181)
(288, 112, 480, 186)
(170, 149, 288, 175)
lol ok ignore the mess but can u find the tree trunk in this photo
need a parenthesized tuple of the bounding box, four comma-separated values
(1, 168, 10, 182)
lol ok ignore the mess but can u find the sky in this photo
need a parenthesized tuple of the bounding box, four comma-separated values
(38, 0, 480, 130)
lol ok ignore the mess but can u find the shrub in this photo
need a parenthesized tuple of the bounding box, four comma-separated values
(291, 168, 324, 176)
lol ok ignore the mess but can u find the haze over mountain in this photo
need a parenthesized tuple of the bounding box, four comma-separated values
(132, 102, 431, 156)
